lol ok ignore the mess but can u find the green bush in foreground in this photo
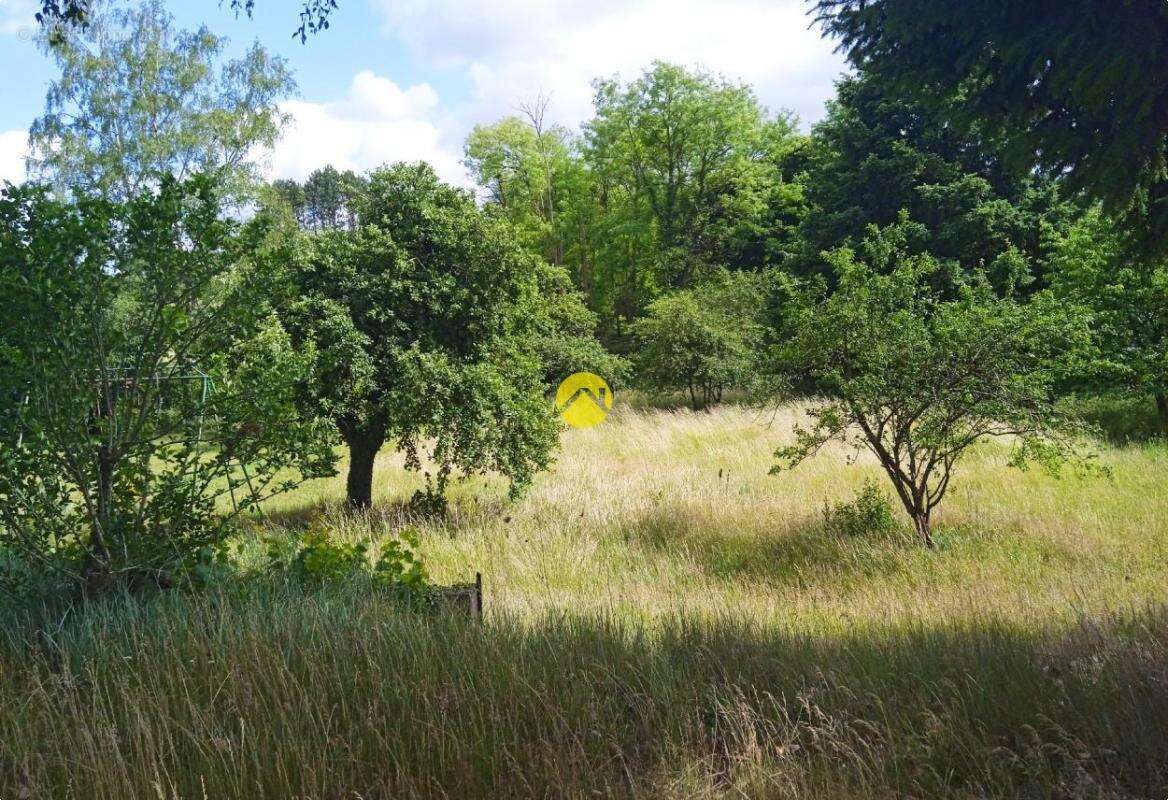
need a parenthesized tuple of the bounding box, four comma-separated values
(0, 178, 334, 596)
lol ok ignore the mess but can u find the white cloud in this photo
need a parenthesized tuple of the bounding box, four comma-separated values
(0, 129, 29, 184)
(267, 70, 468, 186)
(373, 0, 847, 132)
(0, 0, 36, 37)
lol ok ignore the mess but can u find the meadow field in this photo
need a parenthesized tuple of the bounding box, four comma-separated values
(2, 403, 1167, 799)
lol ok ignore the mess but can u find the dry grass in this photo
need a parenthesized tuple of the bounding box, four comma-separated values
(265, 403, 1168, 627)
(2, 402, 1167, 799)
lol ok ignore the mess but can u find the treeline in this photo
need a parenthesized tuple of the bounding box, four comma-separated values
(438, 62, 1164, 433)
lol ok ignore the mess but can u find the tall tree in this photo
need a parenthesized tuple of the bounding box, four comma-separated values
(814, 0, 1168, 251)
(586, 61, 787, 290)
(29, 0, 295, 203)
(796, 73, 1077, 295)
(277, 163, 559, 510)
(272, 166, 365, 232)
(463, 112, 575, 266)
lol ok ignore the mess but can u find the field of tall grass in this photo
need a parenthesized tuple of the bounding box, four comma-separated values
(2, 403, 1167, 798)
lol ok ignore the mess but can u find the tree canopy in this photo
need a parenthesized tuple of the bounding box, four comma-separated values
(796, 73, 1077, 295)
(276, 163, 561, 510)
(30, 0, 294, 203)
(814, 0, 1168, 251)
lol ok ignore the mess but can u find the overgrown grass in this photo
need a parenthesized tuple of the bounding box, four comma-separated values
(3, 403, 1167, 798)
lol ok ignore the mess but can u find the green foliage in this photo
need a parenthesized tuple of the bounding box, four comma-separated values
(528, 261, 629, 388)
(271, 165, 364, 232)
(466, 64, 807, 342)
(796, 73, 1076, 294)
(29, 0, 295, 203)
(266, 526, 432, 607)
(814, 0, 1168, 251)
(823, 479, 904, 541)
(0, 177, 336, 594)
(632, 271, 768, 409)
(768, 221, 1094, 546)
(1046, 207, 1168, 435)
(276, 162, 559, 509)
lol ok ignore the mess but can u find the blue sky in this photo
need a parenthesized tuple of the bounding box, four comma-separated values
(0, 0, 849, 185)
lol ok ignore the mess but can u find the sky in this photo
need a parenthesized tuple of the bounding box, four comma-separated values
(0, 0, 849, 187)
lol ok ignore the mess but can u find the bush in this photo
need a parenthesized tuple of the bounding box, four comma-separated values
(632, 270, 769, 409)
(824, 480, 904, 540)
(266, 526, 433, 608)
(0, 178, 335, 597)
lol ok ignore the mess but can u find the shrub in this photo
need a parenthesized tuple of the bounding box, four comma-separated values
(632, 270, 769, 409)
(267, 527, 433, 609)
(0, 178, 335, 596)
(823, 479, 904, 540)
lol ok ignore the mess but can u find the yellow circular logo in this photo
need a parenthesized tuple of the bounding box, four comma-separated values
(555, 372, 613, 428)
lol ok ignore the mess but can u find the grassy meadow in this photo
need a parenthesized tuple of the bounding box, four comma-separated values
(3, 402, 1167, 798)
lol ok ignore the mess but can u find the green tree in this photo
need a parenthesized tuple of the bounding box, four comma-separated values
(528, 261, 629, 390)
(29, 0, 295, 203)
(632, 271, 768, 410)
(277, 163, 560, 510)
(814, 0, 1168, 251)
(767, 222, 1092, 546)
(36, 0, 338, 44)
(463, 109, 575, 267)
(272, 166, 365, 233)
(586, 61, 794, 291)
(796, 74, 1076, 294)
(1047, 208, 1168, 435)
(0, 177, 334, 593)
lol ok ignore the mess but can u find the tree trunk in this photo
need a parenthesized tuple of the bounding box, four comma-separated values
(344, 432, 384, 510)
(912, 510, 934, 549)
(92, 445, 114, 564)
(1155, 391, 1168, 438)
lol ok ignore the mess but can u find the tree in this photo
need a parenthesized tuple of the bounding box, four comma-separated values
(527, 261, 630, 390)
(463, 113, 575, 266)
(796, 73, 1077, 295)
(0, 177, 335, 593)
(276, 163, 560, 510)
(1047, 207, 1168, 435)
(29, 0, 295, 203)
(813, 0, 1168, 252)
(632, 271, 768, 410)
(585, 61, 790, 290)
(35, 0, 338, 43)
(767, 221, 1091, 546)
(272, 166, 365, 232)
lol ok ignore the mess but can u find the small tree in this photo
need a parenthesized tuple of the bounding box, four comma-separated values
(0, 177, 335, 592)
(632, 271, 767, 409)
(767, 225, 1092, 546)
(278, 162, 560, 510)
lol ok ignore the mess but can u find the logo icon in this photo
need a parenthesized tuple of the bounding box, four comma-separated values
(555, 372, 613, 429)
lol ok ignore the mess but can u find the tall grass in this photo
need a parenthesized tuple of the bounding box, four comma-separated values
(2, 403, 1167, 798)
